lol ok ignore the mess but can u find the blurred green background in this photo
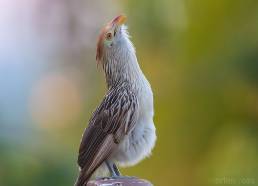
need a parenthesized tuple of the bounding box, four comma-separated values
(0, 0, 258, 186)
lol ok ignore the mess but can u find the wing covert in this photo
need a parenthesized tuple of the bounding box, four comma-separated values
(77, 84, 139, 176)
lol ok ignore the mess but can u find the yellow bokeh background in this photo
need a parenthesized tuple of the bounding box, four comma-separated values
(0, 0, 257, 186)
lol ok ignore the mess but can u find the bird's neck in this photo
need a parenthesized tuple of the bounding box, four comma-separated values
(104, 55, 144, 90)
(102, 39, 145, 90)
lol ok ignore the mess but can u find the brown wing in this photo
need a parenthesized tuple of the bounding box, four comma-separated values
(75, 84, 139, 186)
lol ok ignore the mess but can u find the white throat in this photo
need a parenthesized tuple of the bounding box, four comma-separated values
(102, 27, 145, 90)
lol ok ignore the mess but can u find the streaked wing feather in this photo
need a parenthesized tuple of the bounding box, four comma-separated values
(86, 134, 115, 174)
(77, 84, 139, 179)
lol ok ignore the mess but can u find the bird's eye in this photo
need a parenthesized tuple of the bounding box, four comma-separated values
(106, 32, 112, 40)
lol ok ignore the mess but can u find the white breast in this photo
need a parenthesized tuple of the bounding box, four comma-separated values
(110, 77, 156, 167)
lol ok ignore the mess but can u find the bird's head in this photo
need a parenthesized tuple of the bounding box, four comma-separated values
(96, 15, 140, 87)
(96, 15, 128, 64)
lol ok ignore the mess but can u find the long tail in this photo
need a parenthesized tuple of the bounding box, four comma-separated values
(74, 170, 91, 186)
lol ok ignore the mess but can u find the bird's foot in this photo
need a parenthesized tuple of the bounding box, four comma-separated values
(96, 176, 112, 180)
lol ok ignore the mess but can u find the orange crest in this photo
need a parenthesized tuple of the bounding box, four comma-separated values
(96, 15, 127, 64)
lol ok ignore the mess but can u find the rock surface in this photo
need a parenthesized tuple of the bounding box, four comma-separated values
(87, 177, 153, 186)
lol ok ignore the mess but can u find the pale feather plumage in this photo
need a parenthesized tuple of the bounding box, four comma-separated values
(75, 15, 156, 186)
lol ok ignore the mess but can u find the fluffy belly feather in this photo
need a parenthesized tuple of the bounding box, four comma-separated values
(110, 117, 156, 167)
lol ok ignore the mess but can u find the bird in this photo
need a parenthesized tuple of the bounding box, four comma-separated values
(74, 15, 156, 186)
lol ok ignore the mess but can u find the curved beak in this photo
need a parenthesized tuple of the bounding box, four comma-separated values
(111, 15, 127, 26)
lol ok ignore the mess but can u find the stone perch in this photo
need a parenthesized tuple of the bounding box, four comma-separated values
(87, 177, 153, 186)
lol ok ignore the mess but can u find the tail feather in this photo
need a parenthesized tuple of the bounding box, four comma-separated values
(74, 170, 90, 186)
(75, 135, 116, 186)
